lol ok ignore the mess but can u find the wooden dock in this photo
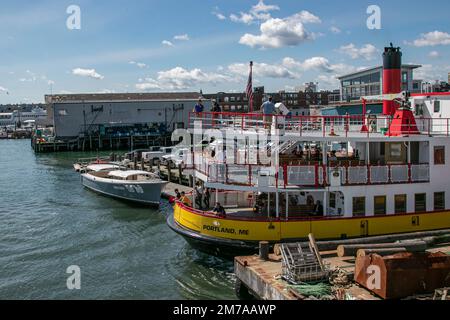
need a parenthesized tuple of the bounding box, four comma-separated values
(235, 243, 450, 300)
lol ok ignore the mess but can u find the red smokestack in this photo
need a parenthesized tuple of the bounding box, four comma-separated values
(382, 45, 402, 115)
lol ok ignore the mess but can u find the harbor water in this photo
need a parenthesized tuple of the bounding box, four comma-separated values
(0, 140, 235, 299)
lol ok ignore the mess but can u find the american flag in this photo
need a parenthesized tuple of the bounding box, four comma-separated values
(246, 61, 253, 112)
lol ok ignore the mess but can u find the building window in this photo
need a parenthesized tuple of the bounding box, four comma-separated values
(434, 192, 445, 211)
(402, 71, 408, 83)
(395, 194, 407, 213)
(434, 100, 441, 113)
(352, 197, 365, 216)
(415, 193, 426, 212)
(374, 196, 386, 215)
(434, 146, 445, 165)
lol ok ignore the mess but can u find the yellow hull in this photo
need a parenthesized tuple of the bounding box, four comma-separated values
(174, 202, 450, 242)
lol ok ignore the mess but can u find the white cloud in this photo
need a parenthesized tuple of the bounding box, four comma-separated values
(412, 63, 447, 82)
(282, 56, 355, 74)
(337, 43, 378, 60)
(251, 0, 280, 14)
(239, 11, 321, 49)
(410, 31, 450, 47)
(0, 86, 8, 92)
(162, 40, 174, 47)
(72, 68, 104, 80)
(429, 51, 440, 58)
(250, 0, 279, 20)
(228, 62, 298, 79)
(129, 61, 148, 68)
(136, 67, 236, 91)
(174, 34, 190, 41)
(215, 13, 226, 20)
(330, 26, 341, 34)
(316, 75, 340, 89)
(230, 12, 255, 25)
(98, 89, 116, 94)
(212, 7, 226, 20)
(229, 1, 280, 24)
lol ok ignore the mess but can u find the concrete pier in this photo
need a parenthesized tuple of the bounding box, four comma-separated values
(235, 243, 450, 300)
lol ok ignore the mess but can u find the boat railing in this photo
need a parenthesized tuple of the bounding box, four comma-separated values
(76, 156, 112, 165)
(189, 112, 450, 137)
(191, 160, 430, 187)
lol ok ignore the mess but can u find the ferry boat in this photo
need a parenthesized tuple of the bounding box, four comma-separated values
(0, 107, 47, 127)
(167, 45, 450, 256)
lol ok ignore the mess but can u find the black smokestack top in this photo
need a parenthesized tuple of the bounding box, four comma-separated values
(383, 44, 402, 69)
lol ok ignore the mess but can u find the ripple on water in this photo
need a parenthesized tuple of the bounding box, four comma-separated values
(0, 140, 235, 299)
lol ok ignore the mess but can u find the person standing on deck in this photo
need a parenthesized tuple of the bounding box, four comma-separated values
(194, 184, 203, 210)
(211, 100, 221, 125)
(260, 97, 276, 129)
(314, 200, 324, 216)
(194, 98, 204, 114)
(203, 188, 210, 209)
(213, 202, 226, 217)
(180, 192, 192, 207)
(174, 188, 181, 201)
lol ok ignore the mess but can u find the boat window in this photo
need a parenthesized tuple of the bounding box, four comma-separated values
(434, 146, 445, 165)
(352, 197, 365, 217)
(374, 196, 386, 215)
(329, 193, 336, 209)
(434, 100, 441, 113)
(415, 193, 427, 212)
(395, 194, 407, 214)
(434, 192, 445, 211)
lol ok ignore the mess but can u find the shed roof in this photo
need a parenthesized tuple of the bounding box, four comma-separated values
(45, 92, 202, 104)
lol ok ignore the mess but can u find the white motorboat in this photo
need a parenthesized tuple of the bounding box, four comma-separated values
(81, 169, 167, 206)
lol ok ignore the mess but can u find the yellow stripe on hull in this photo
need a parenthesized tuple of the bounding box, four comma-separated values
(174, 203, 450, 242)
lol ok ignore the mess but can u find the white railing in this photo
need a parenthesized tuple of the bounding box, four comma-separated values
(370, 166, 389, 184)
(411, 164, 430, 182)
(286, 166, 316, 186)
(189, 112, 450, 137)
(191, 154, 430, 188)
(347, 166, 368, 184)
(390, 165, 409, 183)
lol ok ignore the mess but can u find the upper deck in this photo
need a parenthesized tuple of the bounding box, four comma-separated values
(188, 111, 450, 141)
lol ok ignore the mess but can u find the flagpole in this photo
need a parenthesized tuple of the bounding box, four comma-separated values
(249, 61, 253, 113)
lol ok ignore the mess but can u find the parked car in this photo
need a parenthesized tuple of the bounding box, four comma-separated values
(142, 147, 174, 164)
(161, 148, 190, 168)
(126, 147, 161, 161)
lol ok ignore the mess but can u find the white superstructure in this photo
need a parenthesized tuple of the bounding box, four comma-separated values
(0, 107, 47, 127)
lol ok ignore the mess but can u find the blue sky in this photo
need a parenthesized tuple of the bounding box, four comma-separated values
(0, 0, 449, 103)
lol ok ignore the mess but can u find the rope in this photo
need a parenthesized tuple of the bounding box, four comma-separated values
(288, 283, 331, 298)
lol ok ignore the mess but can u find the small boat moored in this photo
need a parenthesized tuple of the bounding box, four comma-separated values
(81, 169, 167, 206)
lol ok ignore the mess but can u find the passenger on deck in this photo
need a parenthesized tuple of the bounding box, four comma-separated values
(212, 100, 221, 113)
(193, 98, 204, 114)
(213, 202, 226, 217)
(180, 192, 192, 207)
(260, 97, 276, 129)
(203, 188, 210, 209)
(174, 188, 181, 200)
(313, 200, 324, 216)
(194, 185, 203, 210)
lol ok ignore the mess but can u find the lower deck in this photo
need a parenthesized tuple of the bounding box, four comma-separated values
(173, 201, 450, 242)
